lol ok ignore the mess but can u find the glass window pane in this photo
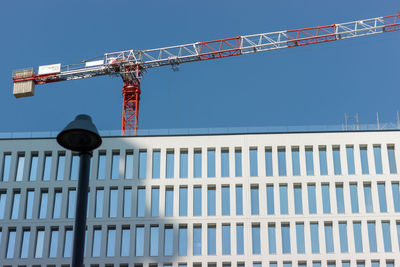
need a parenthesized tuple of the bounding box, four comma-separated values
(166, 150, 175, 178)
(179, 187, 188, 216)
(322, 184, 331, 214)
(64, 229, 73, 257)
(43, 154, 52, 181)
(367, 222, 377, 252)
(382, 221, 392, 252)
(180, 150, 188, 178)
(111, 153, 119, 179)
(251, 186, 259, 215)
(136, 226, 144, 256)
(178, 226, 187, 255)
(268, 224, 276, 254)
(319, 146, 328, 175)
(121, 228, 130, 256)
(207, 149, 216, 178)
(236, 224, 244, 255)
(339, 222, 348, 253)
(308, 184, 316, 214)
(207, 187, 216, 216)
(137, 188, 145, 217)
(392, 183, 400, 212)
(139, 151, 147, 179)
(109, 188, 118, 218)
(30, 154, 39, 181)
(49, 229, 58, 258)
(67, 189, 76, 218)
(296, 223, 305, 254)
(350, 184, 359, 213)
(291, 147, 300, 176)
(222, 186, 230, 215)
(125, 153, 133, 179)
(164, 226, 173, 256)
(56, 154, 65, 181)
(278, 148, 286, 176)
(150, 226, 159, 256)
(152, 150, 160, 179)
(2, 154, 11, 182)
(252, 225, 260, 254)
(364, 184, 373, 213)
(193, 187, 202, 216)
(151, 187, 159, 217)
(95, 189, 104, 218)
(267, 185, 274, 215)
(250, 148, 258, 177)
(106, 228, 116, 256)
(279, 185, 288, 215)
(207, 225, 216, 255)
(360, 146, 369, 174)
(92, 228, 101, 257)
(353, 222, 363, 252)
(221, 149, 229, 177)
(306, 147, 314, 176)
(165, 188, 173, 216)
(294, 185, 303, 214)
(97, 153, 106, 180)
(20, 229, 30, 258)
(15, 154, 25, 181)
(332, 146, 341, 175)
(123, 188, 132, 217)
(236, 185, 243, 215)
(336, 184, 345, 214)
(378, 183, 388, 212)
(39, 190, 48, 219)
(346, 146, 355, 175)
(281, 224, 291, 254)
(374, 145, 383, 174)
(0, 192, 6, 219)
(11, 191, 20, 219)
(235, 148, 242, 177)
(222, 225, 231, 255)
(194, 149, 202, 178)
(324, 223, 334, 253)
(70, 155, 79, 180)
(310, 223, 319, 253)
(26, 190, 34, 219)
(265, 147, 273, 176)
(35, 229, 45, 258)
(387, 145, 397, 174)
(6, 229, 16, 258)
(193, 226, 202, 255)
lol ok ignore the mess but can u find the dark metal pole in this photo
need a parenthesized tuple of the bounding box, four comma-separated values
(72, 151, 91, 267)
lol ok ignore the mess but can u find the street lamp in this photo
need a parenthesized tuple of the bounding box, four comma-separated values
(57, 114, 102, 267)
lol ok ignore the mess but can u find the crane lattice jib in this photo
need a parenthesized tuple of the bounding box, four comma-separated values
(12, 13, 400, 135)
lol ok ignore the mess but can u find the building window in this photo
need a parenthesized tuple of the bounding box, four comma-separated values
(382, 221, 392, 252)
(252, 224, 261, 254)
(0, 191, 5, 219)
(11, 190, 21, 219)
(193, 186, 202, 216)
(64, 228, 73, 257)
(350, 184, 359, 213)
(96, 152, 106, 180)
(236, 185, 243, 215)
(2, 153, 11, 181)
(294, 184, 303, 214)
(222, 224, 231, 255)
(236, 223, 244, 255)
(249, 148, 258, 177)
(6, 229, 16, 258)
(123, 188, 132, 217)
(392, 182, 400, 212)
(194, 149, 202, 178)
(332, 146, 341, 175)
(310, 223, 319, 253)
(222, 185, 230, 215)
(363, 183, 373, 213)
(152, 150, 160, 178)
(137, 187, 145, 217)
(109, 188, 118, 218)
(43, 153, 52, 181)
(322, 184, 331, 214)
(139, 150, 147, 179)
(207, 225, 216, 255)
(235, 148, 242, 177)
(367, 222, 377, 252)
(378, 183, 388, 212)
(207, 149, 216, 178)
(179, 187, 188, 216)
(39, 189, 48, 219)
(106, 227, 116, 257)
(373, 145, 383, 174)
(178, 225, 187, 256)
(278, 147, 286, 176)
(339, 222, 348, 253)
(67, 189, 76, 218)
(165, 187, 173, 216)
(95, 188, 104, 218)
(15, 153, 25, 181)
(353, 222, 363, 252)
(56, 153, 65, 181)
(346, 146, 355, 175)
(207, 186, 216, 216)
(121, 227, 130, 257)
(92, 227, 102, 257)
(268, 223, 276, 254)
(251, 186, 260, 215)
(281, 223, 291, 254)
(26, 190, 34, 219)
(125, 152, 134, 179)
(20, 228, 30, 258)
(35, 229, 45, 258)
(324, 223, 334, 253)
(136, 225, 145, 256)
(111, 152, 120, 179)
(291, 147, 300, 176)
(29, 153, 39, 181)
(319, 146, 328, 175)
(49, 228, 59, 258)
(387, 145, 397, 174)
(360, 145, 369, 174)
(267, 185, 274, 215)
(335, 183, 345, 214)
(221, 148, 229, 177)
(150, 225, 159, 256)
(279, 184, 288, 215)
(305, 146, 314, 176)
(308, 184, 317, 214)
(296, 223, 305, 254)
(151, 187, 159, 217)
(193, 225, 202, 255)
(166, 150, 174, 178)
(180, 149, 188, 178)
(70, 154, 79, 180)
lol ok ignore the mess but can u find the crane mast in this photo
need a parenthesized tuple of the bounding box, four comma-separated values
(12, 13, 400, 135)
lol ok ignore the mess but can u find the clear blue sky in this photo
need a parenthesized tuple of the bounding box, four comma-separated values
(1, 1, 399, 132)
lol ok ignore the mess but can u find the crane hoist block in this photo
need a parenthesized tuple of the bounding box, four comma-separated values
(13, 68, 35, 98)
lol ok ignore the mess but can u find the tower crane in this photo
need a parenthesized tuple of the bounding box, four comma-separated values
(12, 13, 400, 135)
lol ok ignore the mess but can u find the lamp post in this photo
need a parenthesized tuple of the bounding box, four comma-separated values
(57, 114, 102, 267)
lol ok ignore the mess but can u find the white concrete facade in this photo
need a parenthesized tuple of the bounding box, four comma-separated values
(0, 130, 400, 267)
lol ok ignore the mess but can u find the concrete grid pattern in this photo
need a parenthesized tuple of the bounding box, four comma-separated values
(0, 131, 400, 267)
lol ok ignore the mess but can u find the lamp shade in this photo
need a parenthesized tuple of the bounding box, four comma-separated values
(57, 114, 102, 152)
